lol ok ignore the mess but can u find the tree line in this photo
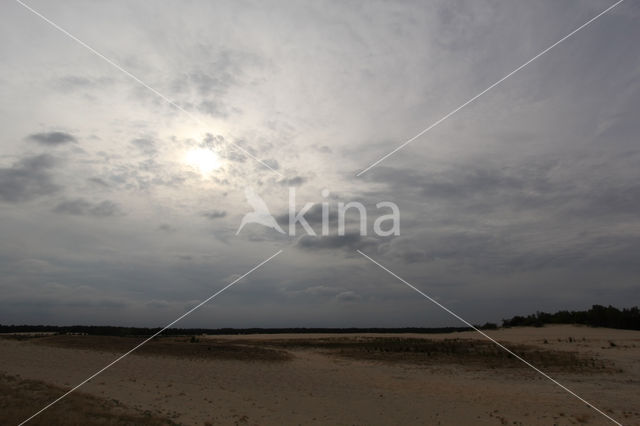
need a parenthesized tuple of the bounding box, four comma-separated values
(2, 305, 637, 336)
(0, 325, 474, 336)
(502, 305, 640, 330)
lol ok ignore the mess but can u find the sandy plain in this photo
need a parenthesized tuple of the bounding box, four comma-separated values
(1, 325, 639, 425)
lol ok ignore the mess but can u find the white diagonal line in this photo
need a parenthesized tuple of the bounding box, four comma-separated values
(18, 249, 283, 425)
(356, 250, 622, 425)
(14, 0, 284, 178)
(356, 0, 624, 176)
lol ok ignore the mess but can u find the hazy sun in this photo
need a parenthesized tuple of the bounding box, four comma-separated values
(184, 148, 221, 174)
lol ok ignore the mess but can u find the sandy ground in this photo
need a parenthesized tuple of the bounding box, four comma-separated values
(1, 325, 639, 425)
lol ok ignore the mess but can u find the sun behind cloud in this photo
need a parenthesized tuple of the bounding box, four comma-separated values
(184, 148, 222, 174)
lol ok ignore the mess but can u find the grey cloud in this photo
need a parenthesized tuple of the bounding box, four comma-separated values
(275, 203, 324, 228)
(365, 165, 549, 201)
(202, 210, 227, 219)
(421, 169, 528, 199)
(4, 296, 129, 310)
(131, 138, 157, 155)
(569, 182, 640, 219)
(27, 131, 77, 146)
(284, 285, 362, 302)
(297, 233, 378, 252)
(262, 159, 279, 170)
(53, 198, 122, 217)
(392, 248, 427, 264)
(55, 75, 114, 91)
(283, 285, 363, 303)
(158, 223, 177, 233)
(312, 145, 332, 154)
(222, 150, 247, 163)
(197, 100, 229, 118)
(176, 50, 260, 95)
(0, 154, 60, 202)
(278, 176, 306, 187)
(335, 291, 362, 302)
(145, 299, 171, 309)
(301, 286, 344, 297)
(2, 0, 639, 327)
(88, 177, 109, 187)
(215, 139, 258, 164)
(275, 203, 365, 232)
(89, 200, 122, 217)
(175, 69, 233, 98)
(171, 51, 258, 118)
(57, 75, 93, 88)
(202, 133, 226, 148)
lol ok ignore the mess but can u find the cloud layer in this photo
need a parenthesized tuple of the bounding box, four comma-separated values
(1, 0, 639, 327)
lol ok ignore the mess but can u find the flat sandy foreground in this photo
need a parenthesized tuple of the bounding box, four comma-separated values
(1, 325, 639, 425)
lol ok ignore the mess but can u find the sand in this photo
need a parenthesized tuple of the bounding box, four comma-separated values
(1, 325, 639, 425)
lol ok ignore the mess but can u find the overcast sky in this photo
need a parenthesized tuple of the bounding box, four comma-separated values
(1, 0, 639, 328)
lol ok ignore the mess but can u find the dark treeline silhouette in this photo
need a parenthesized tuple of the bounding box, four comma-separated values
(502, 305, 640, 330)
(0, 325, 479, 336)
(5, 305, 637, 336)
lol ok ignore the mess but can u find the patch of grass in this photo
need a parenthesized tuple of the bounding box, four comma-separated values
(244, 337, 611, 372)
(22, 335, 612, 371)
(30, 335, 292, 362)
(0, 372, 176, 425)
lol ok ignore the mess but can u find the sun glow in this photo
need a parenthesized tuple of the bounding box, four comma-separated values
(184, 148, 222, 174)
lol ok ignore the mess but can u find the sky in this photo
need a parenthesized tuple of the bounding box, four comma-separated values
(0, 0, 639, 328)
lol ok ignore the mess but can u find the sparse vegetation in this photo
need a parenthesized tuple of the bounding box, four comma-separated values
(5, 334, 610, 372)
(232, 337, 611, 372)
(27, 335, 292, 362)
(0, 372, 176, 425)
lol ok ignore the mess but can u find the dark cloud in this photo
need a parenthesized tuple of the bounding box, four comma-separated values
(158, 223, 177, 233)
(202, 210, 227, 219)
(275, 203, 342, 228)
(275, 203, 326, 228)
(569, 182, 640, 219)
(88, 177, 109, 187)
(171, 51, 256, 119)
(366, 161, 640, 223)
(278, 176, 306, 187)
(275, 201, 382, 236)
(297, 233, 378, 251)
(365, 165, 550, 201)
(0, 154, 60, 202)
(27, 131, 77, 146)
(53, 198, 122, 217)
(383, 232, 503, 268)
